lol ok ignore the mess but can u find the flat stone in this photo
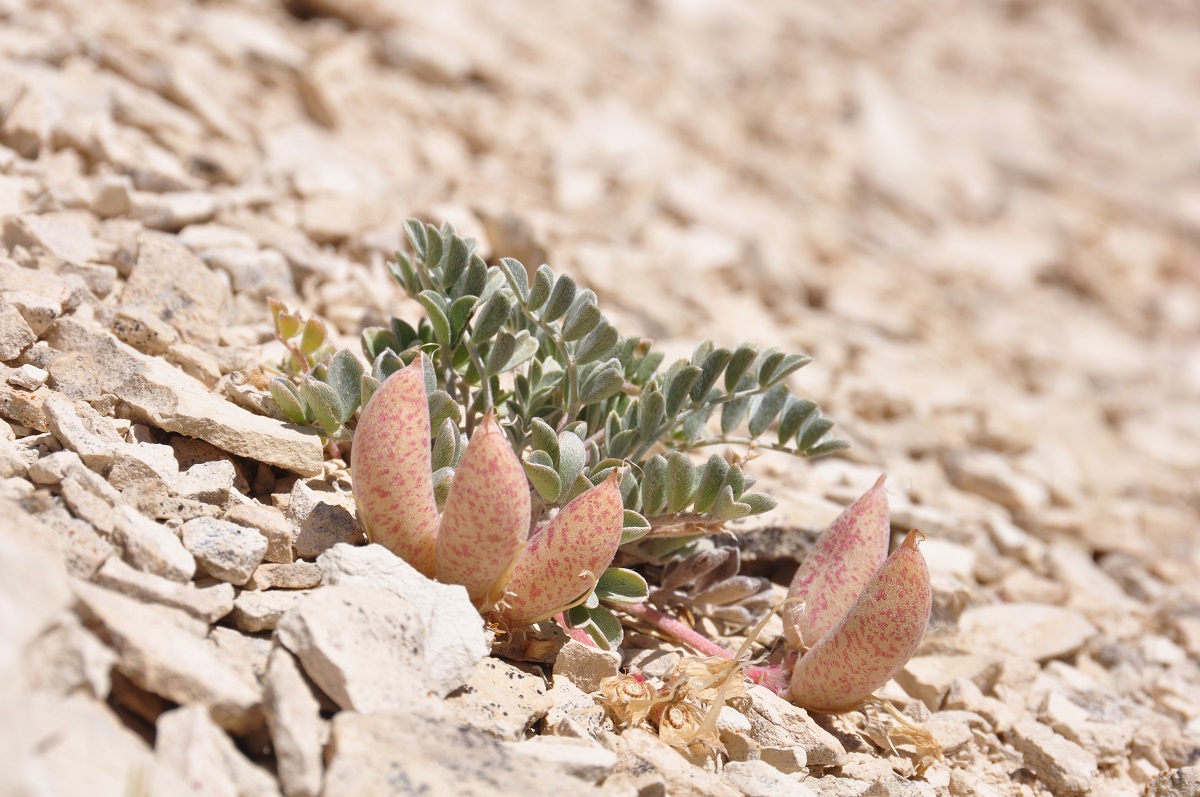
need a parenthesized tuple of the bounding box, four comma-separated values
(264, 647, 327, 797)
(111, 305, 180, 355)
(245, 561, 323, 590)
(448, 657, 554, 741)
(722, 759, 819, 797)
(1046, 541, 1141, 617)
(543, 674, 609, 740)
(107, 441, 180, 491)
(94, 555, 233, 623)
(554, 639, 621, 694)
(182, 516, 268, 584)
(743, 685, 848, 770)
(25, 611, 115, 699)
(3, 212, 99, 263)
(944, 450, 1050, 514)
(43, 394, 116, 471)
(22, 694, 192, 797)
(224, 502, 295, 563)
(315, 543, 489, 690)
(896, 655, 1003, 711)
(1038, 692, 1135, 767)
(1010, 719, 1097, 795)
(286, 477, 362, 559)
(0, 518, 74, 678)
(276, 581, 485, 711)
(504, 736, 617, 784)
(0, 300, 36, 361)
(7, 363, 48, 390)
(175, 458, 236, 505)
(0, 380, 50, 431)
(609, 727, 740, 797)
(922, 711, 982, 755)
(131, 191, 220, 232)
(119, 230, 232, 346)
(44, 318, 323, 474)
(88, 174, 133, 218)
(61, 470, 116, 532)
(322, 711, 604, 797)
(3, 288, 62, 337)
(231, 588, 308, 632)
(165, 342, 223, 387)
(0, 434, 27, 477)
(71, 580, 261, 733)
(957, 603, 1097, 662)
(203, 247, 295, 300)
(208, 626, 273, 678)
(113, 504, 196, 582)
(156, 705, 281, 797)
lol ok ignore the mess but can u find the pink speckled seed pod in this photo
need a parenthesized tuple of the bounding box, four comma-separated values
(350, 358, 440, 577)
(502, 470, 624, 626)
(785, 474, 890, 650)
(436, 411, 530, 605)
(788, 530, 932, 713)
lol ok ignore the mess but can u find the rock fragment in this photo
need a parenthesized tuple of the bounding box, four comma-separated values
(119, 231, 232, 345)
(224, 502, 295, 563)
(156, 705, 281, 796)
(722, 759, 820, 797)
(94, 555, 233, 623)
(957, 603, 1096, 662)
(231, 588, 308, 632)
(944, 450, 1049, 514)
(264, 647, 327, 797)
(504, 736, 617, 784)
(1009, 719, 1097, 795)
(553, 638, 621, 694)
(246, 561, 323, 590)
(743, 685, 848, 770)
(113, 504, 196, 582)
(286, 477, 362, 559)
(449, 657, 554, 740)
(0, 299, 36, 361)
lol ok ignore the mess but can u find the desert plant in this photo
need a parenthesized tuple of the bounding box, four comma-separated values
(265, 219, 846, 647)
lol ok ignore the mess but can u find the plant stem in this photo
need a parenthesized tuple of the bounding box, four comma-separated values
(618, 602, 732, 659)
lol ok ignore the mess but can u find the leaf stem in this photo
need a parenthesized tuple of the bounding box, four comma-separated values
(617, 602, 732, 659)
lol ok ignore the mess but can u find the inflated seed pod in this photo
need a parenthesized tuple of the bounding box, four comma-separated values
(788, 530, 931, 713)
(785, 474, 890, 650)
(502, 469, 624, 626)
(350, 358, 440, 577)
(436, 411, 530, 605)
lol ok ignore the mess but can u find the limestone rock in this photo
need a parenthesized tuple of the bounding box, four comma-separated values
(113, 504, 196, 582)
(504, 736, 617, 784)
(43, 394, 117, 471)
(449, 657, 554, 740)
(322, 710, 604, 797)
(743, 685, 848, 770)
(94, 555, 233, 624)
(722, 759, 819, 797)
(554, 638, 621, 694)
(111, 305, 180, 355)
(156, 705, 281, 797)
(957, 603, 1097, 662)
(1009, 719, 1097, 795)
(0, 299, 36, 361)
(0, 519, 74, 679)
(896, 655, 1003, 711)
(609, 726, 740, 797)
(119, 230, 232, 345)
(286, 477, 362, 559)
(246, 561, 323, 590)
(944, 450, 1050, 514)
(224, 502, 295, 563)
(24, 610, 115, 699)
(71, 580, 261, 733)
(276, 582, 485, 711)
(231, 589, 308, 633)
(264, 647, 327, 797)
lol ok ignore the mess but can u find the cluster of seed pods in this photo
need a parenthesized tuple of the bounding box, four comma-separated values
(350, 359, 625, 627)
(784, 475, 932, 712)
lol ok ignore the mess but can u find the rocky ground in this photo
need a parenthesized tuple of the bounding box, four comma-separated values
(2, 0, 1200, 795)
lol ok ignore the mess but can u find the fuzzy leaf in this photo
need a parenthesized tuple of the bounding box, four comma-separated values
(778, 398, 817, 445)
(596, 567, 649, 605)
(359, 374, 380, 411)
(724, 343, 759, 393)
(448, 295, 478, 341)
(361, 327, 402, 362)
(749, 383, 788, 438)
(806, 439, 850, 458)
(641, 454, 668, 517)
(472, 292, 510, 343)
(710, 486, 751, 521)
(325, 350, 364, 422)
(486, 332, 516, 378)
(523, 451, 562, 503)
(499, 257, 530, 303)
(530, 417, 558, 461)
(432, 466, 454, 511)
(692, 347, 732, 402)
(298, 377, 343, 434)
(557, 429, 586, 492)
(424, 225, 444, 270)
(299, 318, 326, 357)
(417, 290, 451, 347)
(543, 273, 577, 322)
(561, 293, 601, 341)
(502, 470, 625, 626)
(528, 264, 553, 311)
(269, 378, 311, 425)
(755, 347, 786, 386)
(665, 365, 702, 416)
(798, 412, 836, 452)
(740, 492, 778, 515)
(431, 417, 459, 471)
(436, 413, 531, 605)
(575, 319, 619, 366)
(639, 389, 666, 446)
(665, 451, 697, 514)
(619, 510, 651, 545)
(442, 234, 470, 289)
(720, 395, 750, 435)
(579, 362, 625, 404)
(785, 475, 890, 650)
(427, 390, 461, 430)
(371, 350, 406, 382)
(789, 530, 931, 713)
(350, 358, 440, 576)
(460, 255, 488, 297)
(562, 473, 594, 504)
(566, 604, 623, 650)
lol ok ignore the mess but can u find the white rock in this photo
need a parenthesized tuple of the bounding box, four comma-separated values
(315, 543, 488, 686)
(504, 735, 617, 784)
(107, 441, 180, 491)
(111, 305, 180, 356)
(4, 212, 99, 264)
(286, 478, 362, 559)
(21, 694, 192, 797)
(944, 450, 1050, 514)
(722, 759, 819, 797)
(94, 555, 233, 624)
(743, 685, 847, 770)
(276, 582, 484, 711)
(7, 363, 47, 389)
(209, 626, 273, 679)
(182, 516, 268, 585)
(1010, 719, 1097, 795)
(0, 520, 74, 681)
(175, 458, 237, 505)
(554, 638, 621, 694)
(43, 394, 115, 471)
(156, 705, 281, 797)
(264, 647, 327, 797)
(1046, 541, 1140, 617)
(896, 655, 1003, 711)
(113, 504, 196, 582)
(449, 657, 554, 741)
(957, 603, 1097, 662)
(24, 611, 114, 699)
(246, 561, 323, 590)
(71, 580, 261, 733)
(224, 502, 295, 563)
(132, 190, 220, 232)
(609, 726, 740, 797)
(323, 711, 604, 797)
(231, 589, 308, 633)
(60, 470, 116, 532)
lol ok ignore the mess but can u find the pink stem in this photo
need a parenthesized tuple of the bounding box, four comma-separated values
(555, 613, 599, 647)
(618, 602, 733, 659)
